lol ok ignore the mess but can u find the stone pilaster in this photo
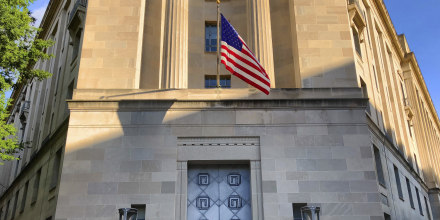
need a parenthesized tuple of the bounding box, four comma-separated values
(161, 0, 188, 89)
(247, 0, 276, 88)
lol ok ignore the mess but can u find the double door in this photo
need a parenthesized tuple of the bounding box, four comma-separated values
(187, 164, 252, 220)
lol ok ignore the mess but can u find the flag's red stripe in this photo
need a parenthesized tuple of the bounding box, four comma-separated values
(221, 60, 270, 95)
(240, 48, 269, 77)
(239, 39, 269, 76)
(221, 45, 262, 74)
(221, 52, 270, 87)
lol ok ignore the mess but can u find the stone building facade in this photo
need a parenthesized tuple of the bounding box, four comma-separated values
(0, 0, 439, 219)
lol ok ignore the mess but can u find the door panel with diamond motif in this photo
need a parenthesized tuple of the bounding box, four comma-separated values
(187, 164, 252, 220)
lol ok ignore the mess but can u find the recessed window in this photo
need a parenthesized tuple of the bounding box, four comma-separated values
(50, 149, 63, 189)
(20, 181, 29, 213)
(407, 120, 413, 137)
(131, 204, 146, 220)
(292, 203, 307, 220)
(425, 196, 432, 220)
(406, 178, 415, 209)
(373, 146, 386, 187)
(72, 29, 82, 61)
(384, 213, 391, 220)
(393, 165, 404, 200)
(32, 169, 41, 204)
(12, 192, 19, 219)
(352, 28, 362, 57)
(205, 75, 231, 88)
(414, 154, 419, 174)
(400, 80, 407, 105)
(360, 78, 371, 114)
(415, 187, 423, 215)
(5, 200, 10, 220)
(205, 23, 217, 52)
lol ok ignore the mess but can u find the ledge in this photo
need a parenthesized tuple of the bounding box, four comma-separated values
(72, 88, 364, 100)
(68, 88, 368, 111)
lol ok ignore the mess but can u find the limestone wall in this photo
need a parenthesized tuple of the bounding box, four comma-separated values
(54, 89, 386, 220)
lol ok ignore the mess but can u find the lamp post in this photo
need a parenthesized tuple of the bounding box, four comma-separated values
(118, 208, 138, 220)
(301, 206, 320, 220)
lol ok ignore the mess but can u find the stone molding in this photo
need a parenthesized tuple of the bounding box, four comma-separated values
(178, 137, 259, 146)
(67, 98, 368, 112)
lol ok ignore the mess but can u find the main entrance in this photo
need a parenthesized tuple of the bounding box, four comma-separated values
(187, 164, 252, 220)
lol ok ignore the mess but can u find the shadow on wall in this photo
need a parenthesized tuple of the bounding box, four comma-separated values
(57, 59, 436, 219)
(300, 59, 358, 88)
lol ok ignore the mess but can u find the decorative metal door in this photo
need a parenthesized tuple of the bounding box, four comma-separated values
(187, 164, 252, 220)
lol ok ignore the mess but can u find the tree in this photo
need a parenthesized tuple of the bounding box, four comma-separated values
(0, 0, 53, 163)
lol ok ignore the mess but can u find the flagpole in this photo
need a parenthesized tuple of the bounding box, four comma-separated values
(216, 0, 221, 88)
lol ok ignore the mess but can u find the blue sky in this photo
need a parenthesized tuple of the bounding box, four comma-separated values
(25, 0, 440, 114)
(29, 0, 50, 26)
(384, 0, 440, 115)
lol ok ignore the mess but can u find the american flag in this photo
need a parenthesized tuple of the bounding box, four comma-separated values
(220, 14, 271, 95)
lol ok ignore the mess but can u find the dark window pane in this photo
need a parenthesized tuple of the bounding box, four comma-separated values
(394, 165, 404, 200)
(416, 187, 423, 215)
(353, 28, 362, 57)
(425, 196, 432, 220)
(205, 23, 218, 52)
(131, 204, 146, 220)
(407, 178, 415, 209)
(205, 75, 231, 88)
(292, 203, 307, 220)
(373, 146, 386, 186)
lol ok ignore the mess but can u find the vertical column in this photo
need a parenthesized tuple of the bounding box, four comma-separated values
(247, 0, 276, 88)
(175, 161, 188, 220)
(161, 0, 188, 89)
(250, 161, 264, 220)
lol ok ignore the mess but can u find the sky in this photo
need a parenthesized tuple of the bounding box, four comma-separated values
(23, 0, 440, 115)
(29, 0, 50, 27)
(384, 0, 440, 115)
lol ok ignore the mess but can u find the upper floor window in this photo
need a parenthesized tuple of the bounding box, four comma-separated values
(205, 23, 217, 52)
(393, 165, 404, 200)
(50, 149, 63, 189)
(352, 28, 362, 57)
(360, 78, 371, 114)
(373, 146, 386, 187)
(425, 196, 432, 220)
(205, 75, 231, 88)
(400, 80, 407, 106)
(406, 177, 415, 209)
(415, 187, 423, 216)
(72, 29, 82, 60)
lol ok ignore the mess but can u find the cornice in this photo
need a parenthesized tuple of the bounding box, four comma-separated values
(37, 0, 62, 39)
(371, 0, 440, 131)
(67, 88, 368, 111)
(403, 52, 440, 132)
